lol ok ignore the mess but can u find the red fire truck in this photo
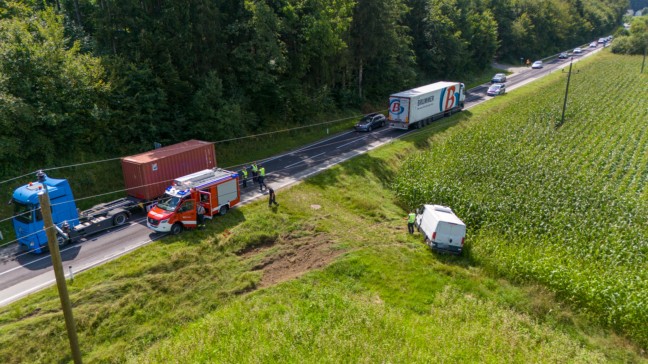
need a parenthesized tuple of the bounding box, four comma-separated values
(146, 168, 240, 234)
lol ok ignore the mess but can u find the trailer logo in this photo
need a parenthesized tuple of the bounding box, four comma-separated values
(441, 86, 457, 110)
(390, 99, 404, 115)
(446, 86, 456, 109)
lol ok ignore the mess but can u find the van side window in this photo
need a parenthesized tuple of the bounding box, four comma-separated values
(179, 200, 195, 213)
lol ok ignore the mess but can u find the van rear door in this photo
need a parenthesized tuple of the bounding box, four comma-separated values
(435, 222, 464, 247)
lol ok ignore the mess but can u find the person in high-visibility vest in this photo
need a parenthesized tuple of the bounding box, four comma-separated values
(407, 211, 416, 234)
(251, 162, 259, 184)
(241, 167, 249, 188)
(258, 166, 266, 191)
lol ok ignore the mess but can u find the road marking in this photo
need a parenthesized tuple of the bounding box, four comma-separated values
(229, 130, 355, 169)
(0, 278, 55, 306)
(0, 221, 140, 277)
(0, 234, 165, 307)
(284, 152, 326, 168)
(336, 135, 371, 149)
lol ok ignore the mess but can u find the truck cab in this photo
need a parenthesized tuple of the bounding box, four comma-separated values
(147, 169, 240, 234)
(11, 175, 79, 254)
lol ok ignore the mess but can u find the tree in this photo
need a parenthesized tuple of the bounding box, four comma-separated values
(0, 4, 110, 171)
(350, 0, 415, 99)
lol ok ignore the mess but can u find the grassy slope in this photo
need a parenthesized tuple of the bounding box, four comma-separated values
(0, 53, 645, 363)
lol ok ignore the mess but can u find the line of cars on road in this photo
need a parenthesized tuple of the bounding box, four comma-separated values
(488, 72, 507, 96)
(487, 36, 612, 98)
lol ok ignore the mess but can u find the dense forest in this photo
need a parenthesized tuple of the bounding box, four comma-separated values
(0, 0, 626, 176)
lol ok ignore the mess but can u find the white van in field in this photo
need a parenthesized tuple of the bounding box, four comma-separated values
(415, 205, 466, 254)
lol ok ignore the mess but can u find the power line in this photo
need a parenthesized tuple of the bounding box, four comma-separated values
(1, 112, 394, 227)
(0, 111, 378, 186)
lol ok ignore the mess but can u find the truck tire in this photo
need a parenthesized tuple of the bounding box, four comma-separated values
(219, 205, 229, 216)
(112, 212, 128, 226)
(171, 223, 183, 235)
(57, 235, 67, 248)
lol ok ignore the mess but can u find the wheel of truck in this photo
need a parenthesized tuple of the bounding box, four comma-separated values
(112, 212, 128, 226)
(171, 223, 183, 235)
(424, 237, 431, 246)
(219, 205, 229, 216)
(368, 126, 372, 132)
(57, 235, 67, 248)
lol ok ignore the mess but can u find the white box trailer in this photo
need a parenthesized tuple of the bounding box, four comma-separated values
(415, 204, 466, 254)
(388, 81, 465, 130)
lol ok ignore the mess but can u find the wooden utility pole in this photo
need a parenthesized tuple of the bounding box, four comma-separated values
(37, 173, 83, 364)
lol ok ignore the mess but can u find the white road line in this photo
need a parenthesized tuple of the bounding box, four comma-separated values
(336, 135, 371, 149)
(231, 130, 356, 168)
(0, 234, 164, 307)
(0, 221, 142, 277)
(0, 279, 55, 306)
(284, 152, 326, 169)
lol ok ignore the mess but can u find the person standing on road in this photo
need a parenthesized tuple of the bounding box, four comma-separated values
(407, 210, 416, 234)
(197, 202, 206, 230)
(251, 162, 259, 184)
(241, 167, 249, 188)
(268, 187, 278, 207)
(258, 165, 267, 191)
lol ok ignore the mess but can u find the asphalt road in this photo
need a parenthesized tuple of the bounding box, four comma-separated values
(0, 44, 603, 307)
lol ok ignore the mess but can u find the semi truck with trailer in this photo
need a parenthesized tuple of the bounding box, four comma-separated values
(388, 81, 465, 130)
(11, 140, 216, 253)
(146, 168, 240, 234)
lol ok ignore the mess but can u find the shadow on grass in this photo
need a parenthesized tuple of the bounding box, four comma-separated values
(154, 208, 247, 248)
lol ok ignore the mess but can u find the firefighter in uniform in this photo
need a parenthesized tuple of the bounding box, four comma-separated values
(251, 162, 259, 184)
(241, 167, 249, 188)
(258, 166, 266, 191)
(407, 211, 416, 234)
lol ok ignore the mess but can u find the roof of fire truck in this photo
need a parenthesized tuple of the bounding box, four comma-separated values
(164, 168, 237, 198)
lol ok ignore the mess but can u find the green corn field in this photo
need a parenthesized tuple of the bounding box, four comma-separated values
(394, 52, 648, 347)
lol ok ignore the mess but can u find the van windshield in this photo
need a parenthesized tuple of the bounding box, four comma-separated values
(157, 196, 183, 212)
(13, 201, 34, 224)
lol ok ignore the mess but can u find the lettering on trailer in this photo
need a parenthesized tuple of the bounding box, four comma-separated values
(417, 95, 435, 107)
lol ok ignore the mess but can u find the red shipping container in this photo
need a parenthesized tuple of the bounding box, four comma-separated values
(121, 140, 217, 201)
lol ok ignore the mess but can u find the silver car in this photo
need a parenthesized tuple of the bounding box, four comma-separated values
(487, 83, 506, 96)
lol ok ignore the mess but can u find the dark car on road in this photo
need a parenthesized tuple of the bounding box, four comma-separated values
(558, 52, 569, 59)
(355, 113, 386, 132)
(491, 73, 507, 83)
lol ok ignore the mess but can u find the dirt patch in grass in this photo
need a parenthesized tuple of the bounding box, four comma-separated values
(242, 236, 343, 288)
